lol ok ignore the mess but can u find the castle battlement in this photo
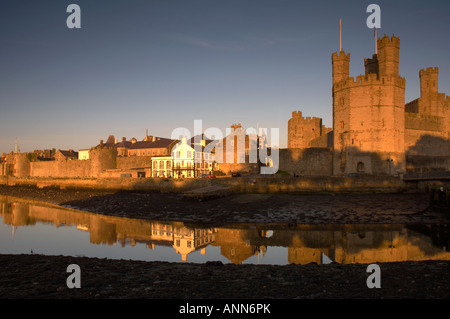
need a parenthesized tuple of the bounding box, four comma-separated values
(420, 67, 439, 76)
(331, 51, 350, 60)
(437, 92, 446, 100)
(333, 73, 406, 91)
(291, 111, 303, 118)
(289, 113, 322, 124)
(378, 34, 400, 47)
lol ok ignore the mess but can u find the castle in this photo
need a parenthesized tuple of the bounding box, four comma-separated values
(1, 34, 448, 180)
(288, 34, 450, 176)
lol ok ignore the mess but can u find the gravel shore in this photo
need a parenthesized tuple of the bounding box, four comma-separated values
(0, 184, 449, 300)
(1, 254, 449, 299)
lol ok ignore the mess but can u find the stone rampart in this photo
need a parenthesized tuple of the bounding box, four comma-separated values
(279, 148, 333, 176)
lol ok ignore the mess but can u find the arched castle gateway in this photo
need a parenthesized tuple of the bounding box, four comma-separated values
(288, 34, 449, 176)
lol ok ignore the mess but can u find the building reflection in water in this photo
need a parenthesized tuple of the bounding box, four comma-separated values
(1, 196, 449, 265)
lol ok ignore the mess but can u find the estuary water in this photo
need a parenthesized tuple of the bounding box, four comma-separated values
(0, 195, 449, 265)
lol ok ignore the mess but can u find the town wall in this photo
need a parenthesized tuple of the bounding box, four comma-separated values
(90, 148, 117, 177)
(1, 148, 120, 178)
(16, 154, 31, 178)
(30, 160, 92, 178)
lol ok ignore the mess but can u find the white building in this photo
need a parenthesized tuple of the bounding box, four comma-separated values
(78, 149, 90, 160)
(171, 136, 217, 178)
(151, 155, 172, 178)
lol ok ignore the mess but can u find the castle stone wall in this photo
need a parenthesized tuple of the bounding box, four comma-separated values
(279, 148, 332, 176)
(288, 111, 331, 149)
(332, 35, 406, 176)
(406, 155, 450, 173)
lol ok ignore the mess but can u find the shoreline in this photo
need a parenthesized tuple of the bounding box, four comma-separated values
(1, 184, 449, 299)
(0, 184, 448, 225)
(0, 253, 449, 299)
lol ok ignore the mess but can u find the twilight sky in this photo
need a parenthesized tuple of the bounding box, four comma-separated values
(0, 0, 449, 153)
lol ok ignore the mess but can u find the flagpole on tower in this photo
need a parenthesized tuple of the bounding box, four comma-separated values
(339, 18, 342, 52)
(374, 27, 378, 54)
(374, 26, 378, 54)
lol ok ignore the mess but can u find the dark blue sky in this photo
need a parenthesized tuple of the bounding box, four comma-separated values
(0, 0, 449, 153)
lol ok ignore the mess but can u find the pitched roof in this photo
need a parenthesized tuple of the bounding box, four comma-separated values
(58, 150, 78, 158)
(95, 135, 177, 150)
(115, 140, 132, 148)
(128, 137, 176, 150)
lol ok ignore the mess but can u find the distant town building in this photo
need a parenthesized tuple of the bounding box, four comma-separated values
(170, 136, 218, 178)
(128, 136, 176, 157)
(33, 149, 56, 161)
(54, 149, 78, 161)
(151, 155, 172, 178)
(78, 149, 90, 160)
(95, 134, 177, 158)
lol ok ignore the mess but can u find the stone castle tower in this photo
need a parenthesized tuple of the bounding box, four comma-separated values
(288, 111, 331, 149)
(404, 67, 450, 160)
(332, 35, 406, 175)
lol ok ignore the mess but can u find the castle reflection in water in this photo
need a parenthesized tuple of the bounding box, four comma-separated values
(1, 196, 449, 265)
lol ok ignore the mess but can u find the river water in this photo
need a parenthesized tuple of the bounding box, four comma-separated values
(0, 196, 449, 265)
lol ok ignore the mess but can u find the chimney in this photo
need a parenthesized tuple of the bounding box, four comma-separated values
(100, 140, 104, 147)
(122, 137, 126, 142)
(152, 136, 156, 142)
